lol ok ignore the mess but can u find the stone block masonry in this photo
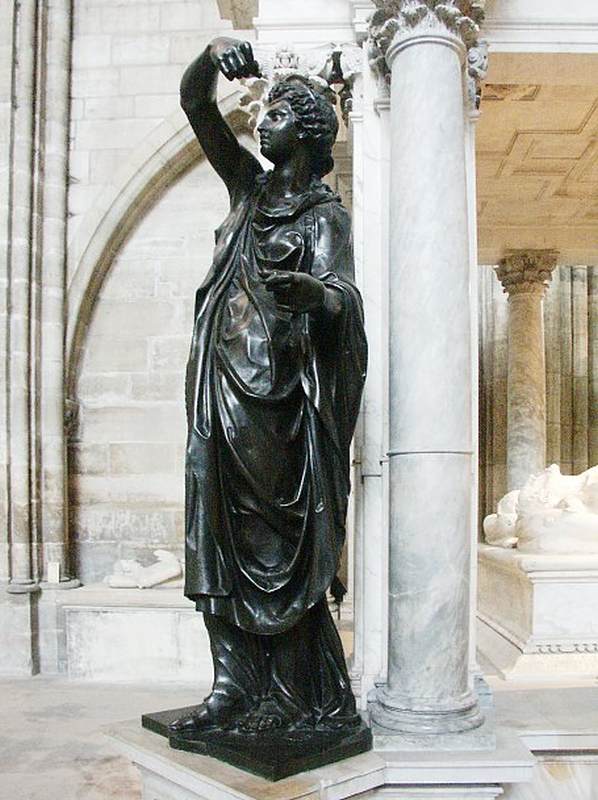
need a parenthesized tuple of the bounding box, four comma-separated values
(68, 0, 237, 241)
(66, 1, 243, 587)
(70, 162, 228, 584)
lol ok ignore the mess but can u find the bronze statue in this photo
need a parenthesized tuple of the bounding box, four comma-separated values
(144, 37, 369, 777)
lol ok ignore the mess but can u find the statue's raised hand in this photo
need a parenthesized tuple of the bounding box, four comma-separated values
(210, 38, 261, 80)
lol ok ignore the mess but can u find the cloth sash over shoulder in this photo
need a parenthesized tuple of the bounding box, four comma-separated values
(183, 172, 367, 635)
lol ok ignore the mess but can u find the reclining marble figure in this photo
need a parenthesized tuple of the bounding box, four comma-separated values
(484, 463, 598, 553)
(104, 550, 182, 589)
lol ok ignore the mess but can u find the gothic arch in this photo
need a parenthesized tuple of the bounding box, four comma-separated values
(66, 94, 250, 397)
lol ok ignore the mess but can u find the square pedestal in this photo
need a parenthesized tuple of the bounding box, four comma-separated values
(106, 718, 534, 800)
(142, 705, 372, 781)
(478, 545, 598, 681)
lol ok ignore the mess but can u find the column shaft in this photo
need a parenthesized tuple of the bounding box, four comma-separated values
(506, 291, 546, 489)
(7, 0, 37, 593)
(39, 0, 76, 586)
(544, 270, 562, 466)
(496, 250, 557, 492)
(368, 1, 485, 733)
(571, 267, 589, 474)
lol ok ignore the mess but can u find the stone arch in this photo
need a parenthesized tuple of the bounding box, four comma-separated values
(66, 94, 250, 398)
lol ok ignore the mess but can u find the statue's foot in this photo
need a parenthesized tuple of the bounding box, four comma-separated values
(236, 697, 305, 733)
(237, 708, 283, 733)
(168, 704, 215, 734)
(168, 694, 241, 735)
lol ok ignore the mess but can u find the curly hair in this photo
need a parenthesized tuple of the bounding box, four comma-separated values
(267, 76, 339, 178)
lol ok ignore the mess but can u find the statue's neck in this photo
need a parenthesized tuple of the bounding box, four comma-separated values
(266, 150, 313, 200)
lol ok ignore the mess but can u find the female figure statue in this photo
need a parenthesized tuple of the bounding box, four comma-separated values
(170, 37, 367, 738)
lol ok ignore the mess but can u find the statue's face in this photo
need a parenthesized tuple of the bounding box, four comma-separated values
(257, 99, 302, 165)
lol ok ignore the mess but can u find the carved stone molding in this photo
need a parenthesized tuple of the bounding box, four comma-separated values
(240, 43, 363, 129)
(536, 642, 598, 655)
(467, 39, 489, 110)
(216, 0, 258, 30)
(495, 249, 558, 297)
(368, 0, 487, 93)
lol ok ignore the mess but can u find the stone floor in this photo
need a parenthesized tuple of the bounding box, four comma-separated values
(2, 674, 598, 800)
(0, 677, 206, 800)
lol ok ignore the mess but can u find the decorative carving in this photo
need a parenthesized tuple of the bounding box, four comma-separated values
(467, 40, 488, 110)
(240, 43, 363, 129)
(537, 642, 598, 655)
(368, 0, 486, 85)
(495, 249, 558, 296)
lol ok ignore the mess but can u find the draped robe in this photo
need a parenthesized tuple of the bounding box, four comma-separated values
(184, 172, 367, 635)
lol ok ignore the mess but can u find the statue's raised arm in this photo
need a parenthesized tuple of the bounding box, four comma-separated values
(164, 53, 371, 777)
(180, 38, 262, 200)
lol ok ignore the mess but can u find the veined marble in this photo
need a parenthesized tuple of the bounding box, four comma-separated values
(369, 0, 481, 735)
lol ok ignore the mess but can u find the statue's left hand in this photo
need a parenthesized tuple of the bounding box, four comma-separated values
(262, 269, 326, 314)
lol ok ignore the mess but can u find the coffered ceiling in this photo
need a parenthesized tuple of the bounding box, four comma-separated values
(477, 53, 598, 265)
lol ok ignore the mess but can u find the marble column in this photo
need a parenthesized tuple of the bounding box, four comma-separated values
(368, 1, 485, 735)
(571, 267, 589, 474)
(495, 250, 557, 492)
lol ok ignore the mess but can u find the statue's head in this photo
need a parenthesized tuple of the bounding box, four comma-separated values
(258, 76, 339, 178)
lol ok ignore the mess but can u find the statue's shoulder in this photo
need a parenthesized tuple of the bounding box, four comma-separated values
(310, 188, 351, 236)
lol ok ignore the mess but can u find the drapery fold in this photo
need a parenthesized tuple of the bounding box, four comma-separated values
(183, 173, 367, 635)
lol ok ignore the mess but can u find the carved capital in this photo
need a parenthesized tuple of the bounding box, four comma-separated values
(368, 1, 486, 87)
(240, 44, 363, 130)
(495, 250, 558, 297)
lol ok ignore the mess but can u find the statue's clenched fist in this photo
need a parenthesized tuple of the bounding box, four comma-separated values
(209, 37, 261, 81)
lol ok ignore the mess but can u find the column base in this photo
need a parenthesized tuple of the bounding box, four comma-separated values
(369, 688, 486, 742)
(7, 581, 40, 595)
(39, 578, 81, 590)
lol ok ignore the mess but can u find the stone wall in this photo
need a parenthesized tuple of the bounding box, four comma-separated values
(66, 0, 257, 583)
(70, 162, 228, 583)
(68, 0, 239, 258)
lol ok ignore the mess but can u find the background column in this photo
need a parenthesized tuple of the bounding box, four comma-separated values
(368, 1, 484, 735)
(7, 0, 38, 595)
(495, 250, 557, 491)
(39, 0, 79, 588)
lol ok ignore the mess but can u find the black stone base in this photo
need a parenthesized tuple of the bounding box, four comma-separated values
(142, 706, 372, 782)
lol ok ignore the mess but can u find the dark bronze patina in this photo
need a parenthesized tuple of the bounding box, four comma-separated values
(142, 37, 369, 779)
